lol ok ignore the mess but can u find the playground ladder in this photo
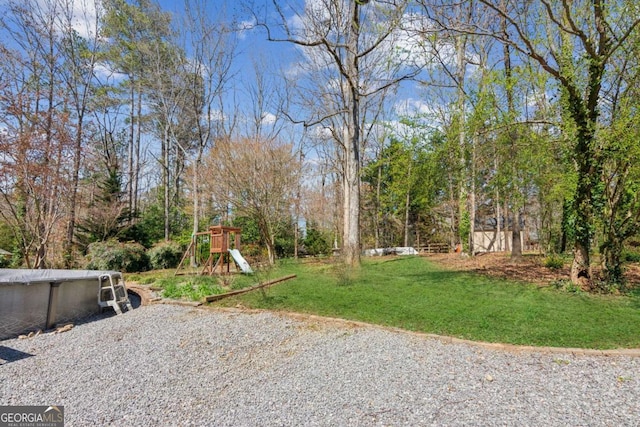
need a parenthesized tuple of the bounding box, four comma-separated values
(98, 273, 133, 315)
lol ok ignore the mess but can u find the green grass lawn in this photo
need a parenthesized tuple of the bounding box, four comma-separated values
(212, 256, 640, 350)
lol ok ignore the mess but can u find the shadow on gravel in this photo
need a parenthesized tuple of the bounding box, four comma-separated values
(76, 290, 142, 326)
(128, 291, 142, 309)
(0, 346, 34, 365)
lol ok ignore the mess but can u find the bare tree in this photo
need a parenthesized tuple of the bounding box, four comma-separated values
(179, 0, 237, 264)
(0, 0, 73, 267)
(256, 0, 423, 267)
(58, 0, 104, 265)
(203, 137, 300, 265)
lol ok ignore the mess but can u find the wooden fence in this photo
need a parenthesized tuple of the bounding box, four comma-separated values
(416, 243, 450, 254)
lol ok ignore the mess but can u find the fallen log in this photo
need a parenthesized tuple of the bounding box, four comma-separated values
(204, 274, 297, 303)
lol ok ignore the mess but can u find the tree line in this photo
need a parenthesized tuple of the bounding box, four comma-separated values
(1, 0, 639, 292)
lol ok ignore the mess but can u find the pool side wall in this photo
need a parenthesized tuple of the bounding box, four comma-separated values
(0, 278, 102, 340)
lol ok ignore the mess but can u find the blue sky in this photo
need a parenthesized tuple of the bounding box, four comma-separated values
(0, 0, 498, 146)
(1, 0, 475, 147)
(152, 0, 440, 127)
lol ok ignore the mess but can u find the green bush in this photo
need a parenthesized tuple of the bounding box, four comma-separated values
(551, 279, 583, 294)
(623, 249, 640, 263)
(304, 225, 331, 256)
(0, 256, 10, 268)
(85, 240, 150, 273)
(148, 241, 183, 270)
(543, 254, 565, 270)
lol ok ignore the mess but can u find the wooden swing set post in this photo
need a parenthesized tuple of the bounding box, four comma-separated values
(174, 231, 210, 276)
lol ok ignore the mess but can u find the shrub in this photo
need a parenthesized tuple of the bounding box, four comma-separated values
(543, 254, 564, 270)
(148, 241, 183, 270)
(86, 240, 150, 273)
(551, 279, 583, 294)
(304, 226, 331, 256)
(622, 249, 640, 263)
(241, 243, 264, 258)
(0, 256, 10, 268)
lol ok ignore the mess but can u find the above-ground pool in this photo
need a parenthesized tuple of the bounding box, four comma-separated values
(0, 269, 132, 340)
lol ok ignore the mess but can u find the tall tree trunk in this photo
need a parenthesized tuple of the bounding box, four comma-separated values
(134, 88, 142, 218)
(163, 127, 170, 241)
(128, 82, 135, 221)
(343, 124, 360, 266)
(502, 6, 522, 259)
(37, 37, 56, 269)
(449, 178, 456, 250)
(64, 120, 83, 267)
(469, 135, 476, 255)
(403, 162, 412, 247)
(569, 87, 602, 288)
(503, 202, 510, 252)
(190, 148, 203, 267)
(495, 159, 502, 251)
(293, 148, 304, 259)
(342, 0, 362, 267)
(259, 218, 276, 266)
(560, 199, 570, 253)
(570, 155, 595, 287)
(600, 237, 624, 288)
(375, 163, 382, 249)
(456, 30, 467, 252)
(512, 210, 522, 257)
(267, 237, 276, 266)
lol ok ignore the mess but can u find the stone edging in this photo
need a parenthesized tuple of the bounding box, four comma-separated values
(126, 285, 157, 306)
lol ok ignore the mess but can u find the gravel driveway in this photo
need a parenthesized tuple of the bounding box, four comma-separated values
(1, 304, 639, 426)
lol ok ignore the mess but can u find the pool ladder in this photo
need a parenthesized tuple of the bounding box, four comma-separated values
(98, 274, 133, 315)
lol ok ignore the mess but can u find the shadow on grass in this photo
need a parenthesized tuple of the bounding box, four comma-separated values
(377, 257, 415, 264)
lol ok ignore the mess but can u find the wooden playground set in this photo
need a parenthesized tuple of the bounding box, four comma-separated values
(173, 225, 297, 302)
(175, 225, 253, 276)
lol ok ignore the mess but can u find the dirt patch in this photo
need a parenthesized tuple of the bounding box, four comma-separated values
(424, 252, 640, 288)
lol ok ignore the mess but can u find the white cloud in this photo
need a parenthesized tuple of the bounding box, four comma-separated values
(288, 0, 334, 37)
(237, 18, 257, 40)
(281, 4, 454, 83)
(93, 63, 126, 83)
(288, 13, 305, 34)
(68, 0, 101, 39)
(206, 109, 226, 123)
(384, 13, 434, 68)
(33, 0, 101, 39)
(394, 98, 436, 117)
(309, 125, 333, 140)
(390, 97, 446, 133)
(524, 89, 551, 111)
(284, 59, 307, 80)
(261, 112, 277, 126)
